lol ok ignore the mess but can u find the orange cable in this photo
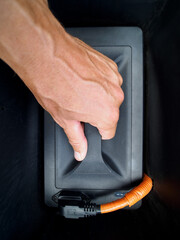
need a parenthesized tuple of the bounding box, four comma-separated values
(100, 174, 153, 214)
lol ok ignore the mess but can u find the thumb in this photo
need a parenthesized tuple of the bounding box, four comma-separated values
(63, 120, 88, 161)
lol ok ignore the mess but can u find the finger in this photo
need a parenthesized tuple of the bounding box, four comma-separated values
(63, 120, 88, 161)
(118, 74, 123, 86)
(98, 125, 117, 140)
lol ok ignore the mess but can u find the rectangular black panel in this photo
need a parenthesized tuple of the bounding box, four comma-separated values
(44, 27, 143, 207)
(55, 47, 132, 190)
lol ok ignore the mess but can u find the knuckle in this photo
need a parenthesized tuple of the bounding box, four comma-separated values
(119, 88, 124, 104)
(115, 87, 124, 105)
(113, 86, 124, 106)
(119, 74, 123, 85)
(112, 61, 118, 70)
(103, 106, 119, 127)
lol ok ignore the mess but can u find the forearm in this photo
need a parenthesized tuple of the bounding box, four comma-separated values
(0, 0, 124, 161)
(0, 0, 67, 90)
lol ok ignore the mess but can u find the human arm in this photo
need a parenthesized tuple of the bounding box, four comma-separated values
(0, 0, 124, 161)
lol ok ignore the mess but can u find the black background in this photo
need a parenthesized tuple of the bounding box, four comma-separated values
(0, 0, 180, 239)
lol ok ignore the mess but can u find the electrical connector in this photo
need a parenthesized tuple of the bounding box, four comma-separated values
(58, 191, 100, 219)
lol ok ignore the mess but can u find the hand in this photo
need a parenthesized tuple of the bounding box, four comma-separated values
(0, 0, 124, 161)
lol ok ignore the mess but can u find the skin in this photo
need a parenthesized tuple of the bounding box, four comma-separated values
(0, 0, 124, 161)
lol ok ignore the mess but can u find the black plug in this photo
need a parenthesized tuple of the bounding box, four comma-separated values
(58, 191, 101, 219)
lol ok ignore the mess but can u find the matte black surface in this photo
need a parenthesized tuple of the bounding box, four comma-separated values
(55, 47, 132, 190)
(44, 27, 143, 206)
